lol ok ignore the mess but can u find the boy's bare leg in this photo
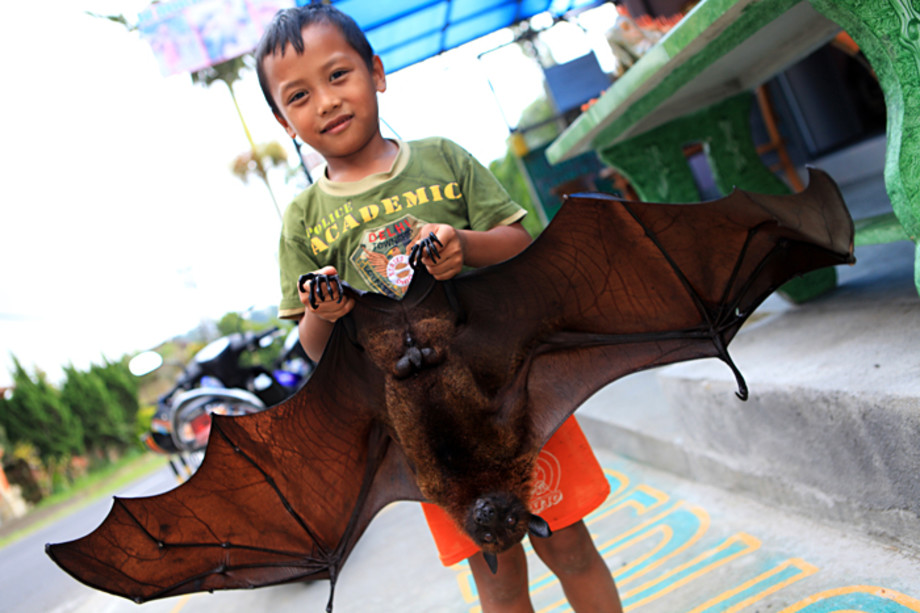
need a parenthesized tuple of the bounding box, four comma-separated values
(468, 543, 535, 613)
(530, 520, 623, 613)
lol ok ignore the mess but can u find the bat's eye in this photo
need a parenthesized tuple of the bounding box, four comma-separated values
(505, 516, 517, 527)
(482, 532, 494, 543)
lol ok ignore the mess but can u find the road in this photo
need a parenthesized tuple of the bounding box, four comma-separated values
(1, 467, 179, 613)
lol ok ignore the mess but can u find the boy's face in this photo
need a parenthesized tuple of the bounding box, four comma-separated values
(263, 22, 386, 163)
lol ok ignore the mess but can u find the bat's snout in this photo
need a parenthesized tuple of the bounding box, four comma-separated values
(465, 493, 551, 557)
(467, 494, 553, 574)
(473, 499, 497, 525)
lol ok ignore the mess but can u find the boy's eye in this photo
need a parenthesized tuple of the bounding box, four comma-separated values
(287, 91, 307, 105)
(330, 69, 349, 81)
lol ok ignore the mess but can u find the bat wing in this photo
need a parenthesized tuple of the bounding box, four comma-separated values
(46, 321, 423, 610)
(45, 168, 854, 606)
(449, 168, 854, 443)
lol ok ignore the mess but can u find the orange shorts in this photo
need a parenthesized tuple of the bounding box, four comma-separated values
(421, 416, 609, 566)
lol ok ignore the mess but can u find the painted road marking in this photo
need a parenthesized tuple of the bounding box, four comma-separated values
(453, 462, 920, 612)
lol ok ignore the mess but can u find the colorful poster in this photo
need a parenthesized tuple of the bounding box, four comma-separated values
(137, 0, 294, 76)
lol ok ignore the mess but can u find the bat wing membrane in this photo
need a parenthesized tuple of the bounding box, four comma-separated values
(453, 168, 854, 444)
(47, 320, 422, 605)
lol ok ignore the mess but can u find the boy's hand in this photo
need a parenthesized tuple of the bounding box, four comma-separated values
(298, 266, 354, 322)
(415, 224, 465, 280)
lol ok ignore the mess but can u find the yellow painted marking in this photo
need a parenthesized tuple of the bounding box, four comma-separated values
(528, 524, 674, 597)
(456, 467, 920, 613)
(589, 483, 671, 524)
(604, 468, 632, 500)
(536, 504, 712, 613)
(687, 558, 819, 613)
(169, 594, 192, 613)
(623, 532, 761, 610)
(780, 585, 920, 612)
(602, 502, 711, 586)
(608, 525, 675, 582)
(456, 565, 477, 603)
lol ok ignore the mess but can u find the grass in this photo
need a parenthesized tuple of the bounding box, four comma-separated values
(0, 451, 170, 550)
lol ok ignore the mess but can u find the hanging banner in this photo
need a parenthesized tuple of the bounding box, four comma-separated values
(137, 0, 294, 76)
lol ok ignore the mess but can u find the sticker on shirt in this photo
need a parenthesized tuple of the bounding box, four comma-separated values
(350, 214, 422, 299)
(530, 450, 564, 515)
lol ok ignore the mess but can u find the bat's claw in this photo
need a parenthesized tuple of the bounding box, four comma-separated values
(298, 272, 344, 310)
(409, 232, 443, 269)
(527, 514, 552, 539)
(482, 551, 499, 574)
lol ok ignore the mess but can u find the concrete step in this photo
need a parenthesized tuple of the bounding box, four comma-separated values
(578, 239, 920, 557)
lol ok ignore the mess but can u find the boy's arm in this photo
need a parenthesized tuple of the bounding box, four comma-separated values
(416, 221, 532, 280)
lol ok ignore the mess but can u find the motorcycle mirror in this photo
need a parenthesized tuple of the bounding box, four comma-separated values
(258, 334, 276, 348)
(129, 351, 164, 377)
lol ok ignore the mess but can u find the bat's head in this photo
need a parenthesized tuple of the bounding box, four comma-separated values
(464, 492, 552, 554)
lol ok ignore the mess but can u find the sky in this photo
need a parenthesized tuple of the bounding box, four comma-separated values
(0, 1, 618, 387)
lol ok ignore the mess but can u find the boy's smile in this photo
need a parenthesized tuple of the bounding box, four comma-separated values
(263, 22, 390, 179)
(321, 114, 352, 134)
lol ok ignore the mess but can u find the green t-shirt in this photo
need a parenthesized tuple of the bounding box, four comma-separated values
(278, 137, 526, 318)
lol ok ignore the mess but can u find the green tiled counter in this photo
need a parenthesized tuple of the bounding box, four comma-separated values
(547, 0, 920, 298)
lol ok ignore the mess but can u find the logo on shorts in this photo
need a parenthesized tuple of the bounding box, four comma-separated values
(530, 450, 564, 514)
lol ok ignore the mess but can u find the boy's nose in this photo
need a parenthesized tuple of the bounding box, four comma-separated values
(317, 89, 341, 115)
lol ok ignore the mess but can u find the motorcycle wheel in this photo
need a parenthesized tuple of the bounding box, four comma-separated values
(171, 395, 264, 454)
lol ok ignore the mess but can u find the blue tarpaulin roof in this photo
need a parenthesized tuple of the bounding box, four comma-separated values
(297, 0, 605, 72)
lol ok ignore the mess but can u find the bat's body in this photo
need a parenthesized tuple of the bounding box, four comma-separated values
(355, 280, 544, 552)
(47, 170, 855, 611)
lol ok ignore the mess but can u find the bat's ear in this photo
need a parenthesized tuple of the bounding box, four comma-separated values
(528, 514, 552, 539)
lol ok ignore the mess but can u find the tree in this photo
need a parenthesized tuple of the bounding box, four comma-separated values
(191, 57, 289, 219)
(60, 365, 130, 454)
(215, 312, 289, 369)
(0, 358, 83, 462)
(91, 359, 140, 424)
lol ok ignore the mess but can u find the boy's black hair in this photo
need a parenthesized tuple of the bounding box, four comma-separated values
(256, 3, 375, 117)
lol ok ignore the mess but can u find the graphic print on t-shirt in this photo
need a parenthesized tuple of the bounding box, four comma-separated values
(350, 214, 422, 299)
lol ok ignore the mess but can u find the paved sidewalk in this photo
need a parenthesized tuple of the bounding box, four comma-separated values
(362, 447, 920, 612)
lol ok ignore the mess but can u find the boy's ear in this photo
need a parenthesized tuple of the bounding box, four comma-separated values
(372, 55, 386, 93)
(273, 112, 298, 140)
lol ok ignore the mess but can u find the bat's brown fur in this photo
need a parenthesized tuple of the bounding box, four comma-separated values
(360, 307, 539, 552)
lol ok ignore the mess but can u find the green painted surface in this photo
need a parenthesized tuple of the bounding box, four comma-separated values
(598, 93, 791, 202)
(591, 0, 801, 151)
(599, 93, 835, 302)
(854, 212, 912, 245)
(598, 128, 701, 203)
(808, 0, 920, 292)
(550, 0, 920, 295)
(546, 0, 812, 163)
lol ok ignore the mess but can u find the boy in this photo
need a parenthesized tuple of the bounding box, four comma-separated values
(256, 5, 622, 611)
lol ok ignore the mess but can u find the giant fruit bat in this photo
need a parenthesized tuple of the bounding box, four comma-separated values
(47, 169, 854, 611)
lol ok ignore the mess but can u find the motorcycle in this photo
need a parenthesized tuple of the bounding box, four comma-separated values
(139, 327, 312, 476)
